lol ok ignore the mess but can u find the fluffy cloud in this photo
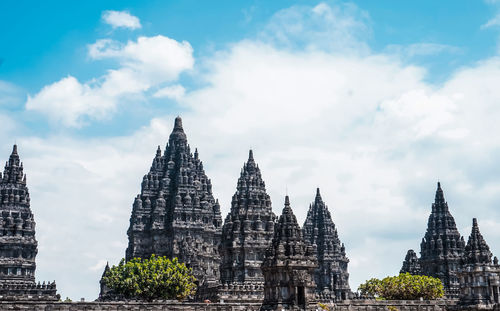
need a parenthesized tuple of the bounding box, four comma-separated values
(9, 1, 500, 301)
(26, 36, 193, 127)
(153, 84, 185, 100)
(102, 10, 141, 30)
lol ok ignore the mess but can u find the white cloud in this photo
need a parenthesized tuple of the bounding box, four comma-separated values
(102, 10, 141, 30)
(26, 36, 193, 127)
(153, 84, 185, 100)
(260, 2, 371, 53)
(483, 15, 500, 29)
(385, 43, 461, 58)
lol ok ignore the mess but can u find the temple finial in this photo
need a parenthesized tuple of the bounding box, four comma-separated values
(285, 195, 290, 206)
(156, 145, 161, 157)
(12, 144, 18, 155)
(174, 116, 183, 130)
(472, 218, 478, 227)
(248, 149, 254, 161)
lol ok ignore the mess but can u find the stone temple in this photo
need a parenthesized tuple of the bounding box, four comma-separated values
(457, 218, 500, 305)
(303, 188, 350, 301)
(261, 196, 318, 310)
(219, 150, 276, 302)
(401, 182, 467, 297)
(0, 145, 57, 300)
(124, 117, 223, 296)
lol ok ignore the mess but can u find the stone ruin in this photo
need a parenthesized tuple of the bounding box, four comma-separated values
(123, 116, 223, 299)
(219, 150, 276, 302)
(0, 145, 58, 301)
(261, 195, 317, 310)
(303, 188, 351, 301)
(401, 182, 500, 307)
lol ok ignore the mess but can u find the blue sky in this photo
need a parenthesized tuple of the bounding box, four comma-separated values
(2, 0, 500, 301)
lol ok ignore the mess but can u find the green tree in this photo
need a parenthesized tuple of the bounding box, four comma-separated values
(102, 255, 197, 301)
(358, 273, 444, 300)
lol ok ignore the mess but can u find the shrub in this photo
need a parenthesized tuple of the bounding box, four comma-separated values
(358, 273, 444, 300)
(102, 255, 197, 301)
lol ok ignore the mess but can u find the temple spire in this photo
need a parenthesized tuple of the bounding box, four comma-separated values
(435, 181, 445, 206)
(315, 187, 322, 203)
(220, 150, 275, 289)
(464, 218, 492, 265)
(168, 116, 187, 143)
(303, 188, 350, 300)
(419, 181, 464, 298)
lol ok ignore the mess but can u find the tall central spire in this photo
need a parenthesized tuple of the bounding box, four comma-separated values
(168, 116, 187, 144)
(125, 117, 222, 290)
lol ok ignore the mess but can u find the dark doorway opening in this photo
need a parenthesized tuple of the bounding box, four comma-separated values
(297, 286, 305, 306)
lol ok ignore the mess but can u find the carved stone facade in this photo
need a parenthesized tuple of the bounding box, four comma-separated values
(125, 117, 223, 289)
(261, 196, 317, 310)
(402, 182, 465, 298)
(457, 218, 500, 306)
(0, 145, 57, 300)
(400, 249, 421, 275)
(219, 150, 276, 301)
(303, 188, 350, 301)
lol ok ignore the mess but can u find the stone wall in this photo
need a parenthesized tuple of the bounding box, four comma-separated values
(0, 299, 462, 311)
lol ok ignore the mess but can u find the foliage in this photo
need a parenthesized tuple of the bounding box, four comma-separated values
(358, 273, 444, 300)
(102, 255, 197, 301)
(63, 297, 72, 302)
(318, 302, 331, 310)
(387, 306, 399, 311)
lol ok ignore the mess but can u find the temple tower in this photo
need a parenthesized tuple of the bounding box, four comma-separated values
(219, 150, 276, 302)
(0, 145, 57, 300)
(400, 249, 421, 275)
(419, 182, 465, 298)
(458, 218, 500, 306)
(125, 117, 223, 289)
(261, 196, 317, 310)
(302, 188, 350, 301)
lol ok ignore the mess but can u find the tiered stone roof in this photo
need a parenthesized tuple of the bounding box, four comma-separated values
(419, 182, 465, 297)
(463, 218, 492, 265)
(0, 145, 57, 300)
(220, 150, 276, 287)
(400, 249, 421, 275)
(125, 117, 223, 286)
(261, 196, 317, 310)
(303, 188, 350, 300)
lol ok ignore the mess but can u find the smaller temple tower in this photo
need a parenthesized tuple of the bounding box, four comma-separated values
(458, 218, 500, 306)
(419, 182, 465, 298)
(219, 150, 276, 302)
(261, 196, 317, 310)
(400, 249, 421, 275)
(302, 188, 350, 301)
(0, 145, 57, 300)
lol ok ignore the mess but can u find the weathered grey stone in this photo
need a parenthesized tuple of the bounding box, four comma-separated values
(401, 249, 421, 275)
(303, 188, 350, 301)
(419, 182, 465, 298)
(261, 196, 317, 310)
(457, 218, 500, 306)
(0, 145, 57, 300)
(219, 150, 276, 301)
(122, 117, 223, 297)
